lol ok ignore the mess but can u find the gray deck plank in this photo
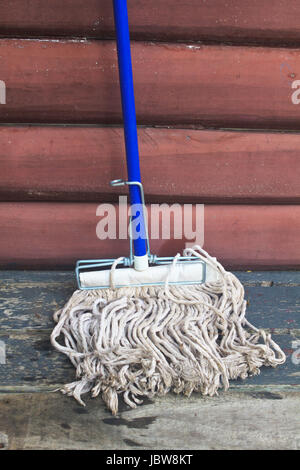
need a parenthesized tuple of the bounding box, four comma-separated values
(0, 270, 299, 389)
(1, 269, 300, 285)
(0, 332, 298, 387)
(0, 270, 299, 449)
(0, 391, 299, 450)
(0, 271, 299, 331)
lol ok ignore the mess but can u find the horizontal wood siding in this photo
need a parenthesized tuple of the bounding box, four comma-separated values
(0, 4, 299, 269)
(0, 126, 300, 203)
(0, 203, 299, 269)
(0, 40, 299, 129)
(1, 1, 300, 45)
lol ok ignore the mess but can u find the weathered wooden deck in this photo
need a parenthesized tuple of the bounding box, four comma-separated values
(0, 270, 299, 450)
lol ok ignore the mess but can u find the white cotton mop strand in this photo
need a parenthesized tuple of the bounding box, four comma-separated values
(51, 245, 286, 415)
(50, 1, 286, 415)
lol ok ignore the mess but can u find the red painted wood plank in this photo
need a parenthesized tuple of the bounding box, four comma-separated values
(1, 1, 300, 45)
(0, 203, 299, 269)
(1, 126, 300, 203)
(0, 39, 299, 128)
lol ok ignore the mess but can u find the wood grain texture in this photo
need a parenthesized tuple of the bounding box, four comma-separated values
(0, 40, 300, 128)
(1, 0, 300, 46)
(0, 270, 298, 449)
(1, 330, 297, 388)
(1, 126, 300, 203)
(1, 391, 299, 449)
(0, 270, 298, 391)
(1, 271, 299, 331)
(0, 203, 300, 269)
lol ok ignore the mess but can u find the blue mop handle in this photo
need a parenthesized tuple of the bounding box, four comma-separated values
(113, 0, 148, 269)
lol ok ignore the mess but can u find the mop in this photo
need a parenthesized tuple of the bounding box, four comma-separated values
(50, 0, 286, 415)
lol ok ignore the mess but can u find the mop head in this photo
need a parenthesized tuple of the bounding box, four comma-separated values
(51, 246, 286, 415)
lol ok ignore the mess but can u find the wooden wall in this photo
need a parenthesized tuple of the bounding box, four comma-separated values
(0, 1, 300, 269)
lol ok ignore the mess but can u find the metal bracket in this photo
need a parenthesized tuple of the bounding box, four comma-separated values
(75, 179, 206, 289)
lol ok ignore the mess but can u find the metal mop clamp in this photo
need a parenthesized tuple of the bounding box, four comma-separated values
(76, 178, 207, 290)
(75, 0, 209, 290)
